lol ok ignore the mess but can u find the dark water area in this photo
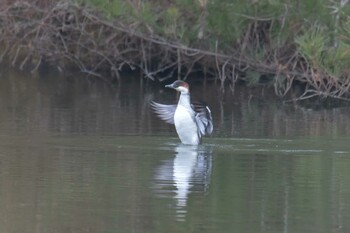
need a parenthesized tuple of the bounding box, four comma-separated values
(0, 67, 350, 233)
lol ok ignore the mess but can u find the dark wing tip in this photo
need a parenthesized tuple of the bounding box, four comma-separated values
(192, 102, 213, 136)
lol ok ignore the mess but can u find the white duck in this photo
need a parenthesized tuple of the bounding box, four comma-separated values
(151, 80, 213, 145)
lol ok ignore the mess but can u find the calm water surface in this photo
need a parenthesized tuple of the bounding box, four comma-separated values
(0, 68, 350, 233)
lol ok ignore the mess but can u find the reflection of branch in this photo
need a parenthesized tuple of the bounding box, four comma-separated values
(285, 89, 350, 103)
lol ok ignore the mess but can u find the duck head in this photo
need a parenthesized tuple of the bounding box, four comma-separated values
(165, 80, 190, 94)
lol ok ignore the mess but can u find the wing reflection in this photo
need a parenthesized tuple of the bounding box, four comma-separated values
(153, 145, 212, 221)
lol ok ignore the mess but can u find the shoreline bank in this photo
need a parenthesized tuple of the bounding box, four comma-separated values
(1, 1, 350, 102)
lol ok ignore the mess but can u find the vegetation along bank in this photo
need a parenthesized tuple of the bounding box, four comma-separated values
(1, 0, 350, 101)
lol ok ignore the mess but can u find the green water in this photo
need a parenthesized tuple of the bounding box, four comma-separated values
(0, 68, 349, 233)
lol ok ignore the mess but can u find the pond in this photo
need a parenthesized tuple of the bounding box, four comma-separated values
(0, 67, 350, 233)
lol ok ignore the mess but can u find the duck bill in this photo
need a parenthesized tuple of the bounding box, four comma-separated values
(165, 84, 175, 89)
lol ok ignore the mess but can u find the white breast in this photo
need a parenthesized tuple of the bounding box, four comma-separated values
(174, 105, 200, 145)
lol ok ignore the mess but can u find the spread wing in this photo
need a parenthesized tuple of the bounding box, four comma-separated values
(192, 101, 213, 136)
(150, 101, 177, 124)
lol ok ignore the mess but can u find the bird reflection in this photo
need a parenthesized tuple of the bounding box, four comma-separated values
(153, 144, 212, 221)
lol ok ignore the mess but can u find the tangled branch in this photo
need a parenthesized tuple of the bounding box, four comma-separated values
(0, 1, 350, 101)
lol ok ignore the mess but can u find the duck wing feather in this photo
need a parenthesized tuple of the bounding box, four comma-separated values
(150, 101, 177, 124)
(191, 101, 213, 136)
